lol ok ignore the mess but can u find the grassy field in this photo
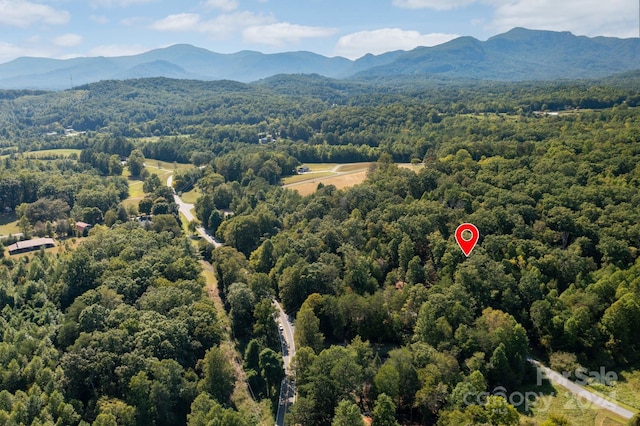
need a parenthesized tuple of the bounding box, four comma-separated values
(128, 180, 145, 198)
(1, 148, 82, 159)
(283, 162, 424, 196)
(286, 170, 370, 196)
(282, 171, 336, 185)
(179, 186, 202, 204)
(124, 159, 193, 202)
(144, 160, 193, 182)
(282, 162, 373, 195)
(335, 162, 373, 172)
(122, 198, 141, 212)
(0, 213, 20, 236)
(23, 148, 82, 158)
(585, 369, 640, 413)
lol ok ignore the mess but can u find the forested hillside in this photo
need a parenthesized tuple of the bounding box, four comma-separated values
(202, 104, 640, 425)
(0, 73, 639, 425)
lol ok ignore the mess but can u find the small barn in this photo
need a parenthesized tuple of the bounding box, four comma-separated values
(76, 221, 93, 237)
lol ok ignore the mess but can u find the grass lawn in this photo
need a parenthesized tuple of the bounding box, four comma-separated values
(122, 198, 142, 213)
(128, 180, 145, 198)
(179, 186, 202, 204)
(0, 213, 19, 236)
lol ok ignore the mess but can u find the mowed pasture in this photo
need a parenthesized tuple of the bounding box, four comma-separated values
(23, 148, 82, 158)
(282, 162, 423, 196)
(1, 148, 82, 159)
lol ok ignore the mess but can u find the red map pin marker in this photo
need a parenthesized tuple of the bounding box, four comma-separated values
(455, 223, 479, 257)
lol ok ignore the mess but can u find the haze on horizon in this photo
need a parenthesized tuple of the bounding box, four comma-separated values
(0, 0, 637, 63)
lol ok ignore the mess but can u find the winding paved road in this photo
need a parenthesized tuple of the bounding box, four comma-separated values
(167, 175, 222, 247)
(529, 358, 636, 420)
(274, 300, 296, 426)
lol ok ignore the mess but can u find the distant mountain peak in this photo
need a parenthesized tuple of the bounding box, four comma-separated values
(0, 28, 638, 90)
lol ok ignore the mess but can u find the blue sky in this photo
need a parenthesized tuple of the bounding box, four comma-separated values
(0, 0, 637, 63)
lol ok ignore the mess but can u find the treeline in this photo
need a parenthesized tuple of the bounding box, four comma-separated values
(1, 74, 639, 159)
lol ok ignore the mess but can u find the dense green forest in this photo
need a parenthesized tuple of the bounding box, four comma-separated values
(0, 73, 639, 425)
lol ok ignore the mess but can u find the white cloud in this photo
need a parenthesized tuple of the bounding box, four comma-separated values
(198, 12, 275, 39)
(392, 0, 638, 38)
(89, 44, 148, 57)
(243, 22, 338, 46)
(150, 8, 332, 45)
(150, 11, 274, 40)
(488, 0, 638, 38)
(150, 13, 201, 32)
(121, 16, 149, 26)
(54, 33, 83, 47)
(90, 15, 110, 24)
(90, 0, 157, 7)
(0, 0, 70, 27)
(203, 0, 238, 12)
(335, 28, 458, 59)
(392, 0, 474, 10)
(0, 41, 51, 62)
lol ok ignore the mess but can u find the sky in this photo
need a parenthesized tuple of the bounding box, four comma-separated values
(0, 0, 638, 63)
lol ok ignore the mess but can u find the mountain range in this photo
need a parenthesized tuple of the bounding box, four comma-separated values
(0, 28, 638, 90)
